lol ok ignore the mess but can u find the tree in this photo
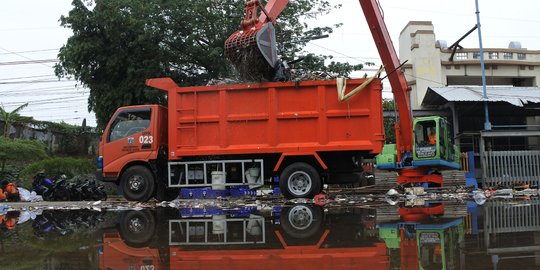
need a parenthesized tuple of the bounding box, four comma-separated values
(0, 103, 31, 138)
(55, 0, 361, 129)
(383, 99, 396, 144)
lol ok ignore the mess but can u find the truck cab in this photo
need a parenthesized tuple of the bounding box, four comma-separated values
(97, 105, 167, 201)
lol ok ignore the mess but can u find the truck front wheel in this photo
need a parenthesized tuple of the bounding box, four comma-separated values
(121, 166, 156, 201)
(280, 162, 321, 199)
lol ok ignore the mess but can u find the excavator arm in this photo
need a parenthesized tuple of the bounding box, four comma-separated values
(358, 0, 413, 158)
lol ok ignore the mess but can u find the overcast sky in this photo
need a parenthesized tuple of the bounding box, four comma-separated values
(1, 0, 540, 127)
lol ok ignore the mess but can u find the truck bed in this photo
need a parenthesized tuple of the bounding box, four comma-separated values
(147, 78, 385, 158)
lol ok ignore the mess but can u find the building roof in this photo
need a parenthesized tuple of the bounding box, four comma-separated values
(423, 86, 540, 107)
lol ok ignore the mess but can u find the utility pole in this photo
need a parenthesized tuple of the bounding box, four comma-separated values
(475, 0, 491, 130)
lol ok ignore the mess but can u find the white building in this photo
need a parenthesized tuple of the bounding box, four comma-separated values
(400, 21, 540, 110)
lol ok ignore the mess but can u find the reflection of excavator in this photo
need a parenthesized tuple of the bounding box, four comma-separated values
(225, 0, 462, 187)
(99, 205, 388, 270)
(378, 204, 466, 270)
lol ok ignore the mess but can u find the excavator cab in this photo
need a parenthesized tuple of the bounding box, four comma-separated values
(412, 116, 460, 167)
(378, 206, 465, 270)
(224, 0, 288, 81)
(376, 116, 460, 170)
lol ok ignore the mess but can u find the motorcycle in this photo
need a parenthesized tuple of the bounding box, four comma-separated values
(88, 179, 107, 201)
(42, 176, 71, 201)
(32, 172, 54, 196)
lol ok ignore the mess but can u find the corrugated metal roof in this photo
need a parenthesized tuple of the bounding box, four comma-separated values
(425, 86, 540, 107)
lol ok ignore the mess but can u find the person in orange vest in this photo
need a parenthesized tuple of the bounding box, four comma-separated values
(0, 211, 19, 230)
(428, 129, 437, 145)
(0, 180, 19, 202)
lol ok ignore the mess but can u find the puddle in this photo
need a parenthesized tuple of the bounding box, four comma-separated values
(1, 198, 540, 269)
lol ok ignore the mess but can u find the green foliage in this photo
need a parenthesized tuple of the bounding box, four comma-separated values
(0, 137, 47, 183)
(20, 157, 95, 187)
(383, 99, 396, 143)
(294, 54, 363, 76)
(55, 0, 358, 129)
(0, 137, 47, 162)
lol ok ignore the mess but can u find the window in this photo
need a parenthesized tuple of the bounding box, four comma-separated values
(529, 66, 535, 70)
(454, 65, 461, 70)
(518, 53, 526, 60)
(473, 52, 481, 59)
(414, 120, 437, 158)
(503, 52, 513, 59)
(446, 65, 452, 70)
(455, 52, 467, 60)
(108, 109, 152, 142)
(520, 65, 526, 70)
(492, 65, 498, 70)
(488, 52, 499, 59)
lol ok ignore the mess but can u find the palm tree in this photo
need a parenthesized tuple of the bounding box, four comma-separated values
(0, 103, 30, 138)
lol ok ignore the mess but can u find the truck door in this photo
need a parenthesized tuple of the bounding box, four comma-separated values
(102, 107, 155, 175)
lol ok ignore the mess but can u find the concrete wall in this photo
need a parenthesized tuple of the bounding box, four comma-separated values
(0, 120, 100, 156)
(399, 21, 443, 109)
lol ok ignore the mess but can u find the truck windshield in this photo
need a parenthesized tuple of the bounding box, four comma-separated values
(108, 109, 151, 142)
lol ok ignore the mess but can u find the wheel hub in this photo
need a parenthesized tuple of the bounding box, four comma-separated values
(288, 205, 313, 230)
(128, 217, 144, 233)
(288, 171, 312, 196)
(128, 175, 144, 191)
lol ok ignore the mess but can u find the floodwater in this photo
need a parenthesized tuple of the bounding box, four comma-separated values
(1, 199, 540, 269)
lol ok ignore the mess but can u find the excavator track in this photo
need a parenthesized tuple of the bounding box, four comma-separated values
(373, 169, 466, 188)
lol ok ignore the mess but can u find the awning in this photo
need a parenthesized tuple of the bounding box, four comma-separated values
(423, 86, 540, 107)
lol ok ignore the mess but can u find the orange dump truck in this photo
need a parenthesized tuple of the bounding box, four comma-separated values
(97, 78, 384, 201)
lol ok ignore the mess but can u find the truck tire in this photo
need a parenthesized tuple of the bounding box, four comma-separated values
(121, 166, 155, 202)
(280, 162, 321, 199)
(280, 204, 323, 239)
(119, 210, 156, 248)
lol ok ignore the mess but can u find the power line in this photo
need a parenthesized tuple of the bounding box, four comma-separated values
(2, 96, 87, 106)
(0, 46, 55, 68)
(0, 59, 58, 66)
(0, 74, 56, 81)
(2, 90, 85, 97)
(308, 42, 374, 64)
(24, 104, 91, 112)
(403, 72, 447, 87)
(0, 79, 76, 85)
(0, 26, 61, 32)
(0, 86, 76, 93)
(0, 48, 59, 55)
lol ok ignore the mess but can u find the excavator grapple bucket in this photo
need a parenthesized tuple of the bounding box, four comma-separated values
(225, 22, 277, 81)
(225, 0, 287, 81)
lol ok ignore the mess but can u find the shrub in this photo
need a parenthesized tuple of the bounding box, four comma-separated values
(20, 157, 96, 187)
(0, 137, 47, 183)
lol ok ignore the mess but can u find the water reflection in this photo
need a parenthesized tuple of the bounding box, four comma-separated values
(1, 199, 540, 269)
(106, 205, 386, 269)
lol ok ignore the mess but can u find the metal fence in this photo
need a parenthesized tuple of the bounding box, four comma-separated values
(482, 150, 540, 187)
(484, 199, 540, 234)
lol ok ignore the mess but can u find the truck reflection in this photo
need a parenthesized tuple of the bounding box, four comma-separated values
(99, 202, 472, 270)
(99, 205, 387, 270)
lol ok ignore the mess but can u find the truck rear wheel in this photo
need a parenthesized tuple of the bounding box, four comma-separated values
(280, 162, 321, 199)
(280, 204, 323, 240)
(121, 166, 155, 202)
